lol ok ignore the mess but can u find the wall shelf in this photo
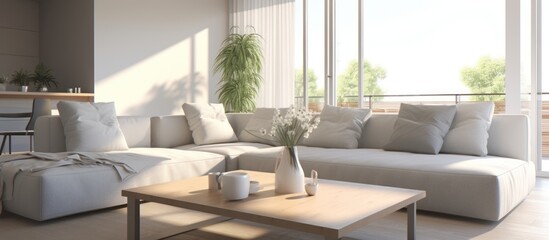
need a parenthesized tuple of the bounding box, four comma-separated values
(0, 91, 94, 102)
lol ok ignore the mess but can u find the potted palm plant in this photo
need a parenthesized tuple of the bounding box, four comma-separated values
(214, 27, 263, 112)
(11, 69, 32, 92)
(32, 63, 57, 92)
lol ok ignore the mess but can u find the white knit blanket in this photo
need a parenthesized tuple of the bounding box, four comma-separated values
(0, 152, 168, 214)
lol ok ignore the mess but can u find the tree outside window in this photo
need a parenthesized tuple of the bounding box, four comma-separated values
(461, 56, 505, 101)
(337, 60, 386, 104)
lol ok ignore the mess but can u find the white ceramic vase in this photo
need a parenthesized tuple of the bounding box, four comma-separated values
(275, 146, 305, 194)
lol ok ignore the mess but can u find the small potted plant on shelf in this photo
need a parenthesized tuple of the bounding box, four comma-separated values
(0, 74, 8, 91)
(10, 69, 32, 92)
(32, 63, 57, 92)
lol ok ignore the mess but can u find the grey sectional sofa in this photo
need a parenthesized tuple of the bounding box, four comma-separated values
(10, 113, 534, 221)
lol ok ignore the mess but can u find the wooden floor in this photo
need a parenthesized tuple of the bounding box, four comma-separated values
(1, 178, 548, 240)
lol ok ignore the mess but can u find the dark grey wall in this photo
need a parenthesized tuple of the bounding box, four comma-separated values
(39, 0, 94, 93)
(0, 0, 39, 91)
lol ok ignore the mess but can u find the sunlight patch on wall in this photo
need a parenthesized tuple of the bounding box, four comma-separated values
(96, 29, 210, 116)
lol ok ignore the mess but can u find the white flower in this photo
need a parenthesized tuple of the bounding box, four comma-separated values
(284, 118, 293, 126)
(259, 105, 320, 147)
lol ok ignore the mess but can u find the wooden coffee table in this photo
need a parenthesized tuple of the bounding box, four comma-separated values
(122, 170, 425, 240)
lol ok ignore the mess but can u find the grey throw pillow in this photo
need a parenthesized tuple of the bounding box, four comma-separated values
(440, 102, 495, 156)
(384, 103, 457, 154)
(302, 105, 370, 149)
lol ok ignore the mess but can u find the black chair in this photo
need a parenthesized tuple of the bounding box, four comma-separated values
(0, 98, 52, 155)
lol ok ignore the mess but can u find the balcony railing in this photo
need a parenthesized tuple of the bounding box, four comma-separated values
(295, 93, 508, 113)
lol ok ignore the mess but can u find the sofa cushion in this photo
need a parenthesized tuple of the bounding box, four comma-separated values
(118, 116, 151, 148)
(150, 115, 193, 148)
(182, 103, 238, 145)
(384, 103, 456, 154)
(238, 108, 279, 145)
(441, 102, 494, 156)
(238, 146, 535, 221)
(57, 101, 128, 152)
(302, 105, 370, 148)
(176, 142, 272, 171)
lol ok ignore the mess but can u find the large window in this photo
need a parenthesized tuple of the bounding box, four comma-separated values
(296, 0, 505, 112)
(541, 0, 549, 173)
(335, 0, 359, 108)
(363, 0, 505, 112)
(294, 0, 326, 112)
(293, 0, 548, 176)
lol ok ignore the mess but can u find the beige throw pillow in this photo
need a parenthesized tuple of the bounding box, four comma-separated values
(57, 101, 129, 152)
(440, 102, 495, 156)
(302, 105, 370, 149)
(384, 103, 457, 154)
(182, 103, 238, 145)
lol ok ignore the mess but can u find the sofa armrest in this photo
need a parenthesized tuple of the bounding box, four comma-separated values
(488, 114, 529, 162)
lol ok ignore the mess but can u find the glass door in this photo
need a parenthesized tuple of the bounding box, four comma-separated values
(540, 0, 549, 175)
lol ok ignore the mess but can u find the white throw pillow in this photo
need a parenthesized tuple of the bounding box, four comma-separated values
(440, 102, 495, 156)
(57, 101, 129, 152)
(182, 103, 238, 145)
(384, 103, 457, 154)
(238, 108, 279, 145)
(302, 105, 370, 149)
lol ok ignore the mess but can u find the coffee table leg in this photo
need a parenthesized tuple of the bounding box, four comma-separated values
(127, 197, 140, 240)
(407, 202, 416, 240)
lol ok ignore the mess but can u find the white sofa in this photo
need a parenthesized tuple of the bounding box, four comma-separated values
(9, 113, 534, 221)
(8, 116, 226, 221)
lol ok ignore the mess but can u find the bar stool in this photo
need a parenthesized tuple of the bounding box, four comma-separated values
(0, 98, 52, 155)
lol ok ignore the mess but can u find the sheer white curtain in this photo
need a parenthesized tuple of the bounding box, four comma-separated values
(229, 0, 295, 108)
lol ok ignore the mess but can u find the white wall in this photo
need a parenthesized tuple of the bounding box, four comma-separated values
(94, 0, 228, 116)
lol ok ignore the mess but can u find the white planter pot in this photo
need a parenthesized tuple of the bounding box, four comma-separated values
(275, 146, 305, 194)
